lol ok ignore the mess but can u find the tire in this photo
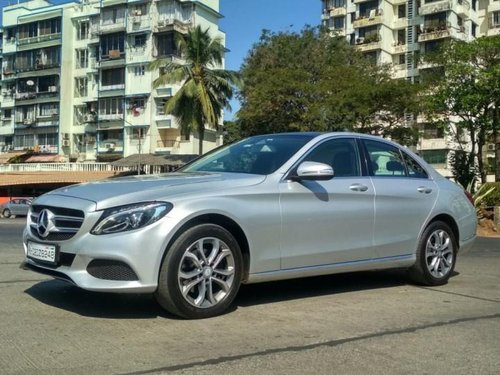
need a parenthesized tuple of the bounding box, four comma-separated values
(155, 224, 243, 319)
(409, 221, 457, 286)
(2, 209, 11, 219)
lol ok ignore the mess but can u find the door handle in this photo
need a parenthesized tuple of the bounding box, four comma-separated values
(417, 186, 433, 194)
(349, 183, 369, 192)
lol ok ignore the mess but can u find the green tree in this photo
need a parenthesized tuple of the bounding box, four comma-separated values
(238, 27, 420, 145)
(422, 36, 500, 183)
(149, 26, 240, 154)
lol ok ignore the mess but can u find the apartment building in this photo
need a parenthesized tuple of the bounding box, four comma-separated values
(0, 0, 225, 161)
(321, 0, 499, 177)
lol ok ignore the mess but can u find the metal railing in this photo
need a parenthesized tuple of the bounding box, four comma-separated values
(0, 163, 129, 173)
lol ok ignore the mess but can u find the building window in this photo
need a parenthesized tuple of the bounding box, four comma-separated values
(493, 11, 500, 28)
(398, 54, 406, 65)
(131, 4, 147, 16)
(421, 150, 448, 165)
(102, 7, 125, 26)
(333, 17, 345, 30)
(39, 103, 58, 117)
(100, 33, 125, 59)
(76, 49, 88, 69)
(3, 109, 12, 119)
(102, 68, 125, 86)
(134, 65, 145, 76)
(397, 29, 406, 45)
(134, 34, 147, 48)
(99, 97, 124, 115)
(398, 4, 406, 19)
(75, 77, 88, 97)
(77, 21, 89, 40)
(155, 32, 178, 57)
(422, 124, 444, 139)
(471, 23, 476, 37)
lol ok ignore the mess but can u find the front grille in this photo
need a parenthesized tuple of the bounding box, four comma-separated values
(87, 259, 139, 281)
(30, 205, 84, 241)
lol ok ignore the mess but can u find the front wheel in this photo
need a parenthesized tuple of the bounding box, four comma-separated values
(155, 224, 243, 319)
(409, 221, 457, 286)
(2, 209, 11, 218)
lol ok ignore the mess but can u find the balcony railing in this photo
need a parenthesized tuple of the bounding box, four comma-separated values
(155, 18, 191, 34)
(418, 28, 451, 42)
(0, 162, 129, 173)
(418, 1, 452, 16)
(353, 11, 383, 28)
(17, 32, 61, 46)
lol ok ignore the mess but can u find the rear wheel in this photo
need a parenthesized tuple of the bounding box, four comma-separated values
(2, 209, 11, 218)
(155, 224, 243, 319)
(409, 221, 457, 286)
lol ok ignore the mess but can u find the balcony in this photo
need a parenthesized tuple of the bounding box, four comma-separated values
(98, 114, 124, 122)
(488, 1, 500, 13)
(388, 0, 407, 5)
(392, 18, 408, 29)
(154, 18, 191, 34)
(418, 27, 451, 42)
(98, 50, 126, 68)
(392, 42, 407, 54)
(487, 23, 500, 37)
(418, 138, 448, 150)
(352, 12, 383, 29)
(155, 139, 180, 153)
(455, 0, 470, 18)
(355, 35, 381, 52)
(127, 15, 151, 33)
(99, 19, 126, 34)
(16, 62, 61, 78)
(97, 140, 124, 153)
(17, 32, 61, 51)
(323, 7, 347, 18)
(418, 1, 452, 16)
(15, 88, 59, 105)
(99, 84, 125, 97)
(392, 64, 407, 79)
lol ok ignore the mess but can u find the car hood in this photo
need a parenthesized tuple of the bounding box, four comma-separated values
(44, 172, 266, 210)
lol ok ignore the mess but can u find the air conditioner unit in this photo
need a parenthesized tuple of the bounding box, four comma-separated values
(133, 17, 140, 24)
(62, 140, 71, 147)
(157, 20, 166, 27)
(23, 119, 34, 125)
(87, 136, 96, 143)
(487, 144, 495, 151)
(48, 86, 57, 92)
(134, 9, 142, 16)
(105, 143, 115, 149)
(356, 37, 365, 44)
(62, 133, 70, 140)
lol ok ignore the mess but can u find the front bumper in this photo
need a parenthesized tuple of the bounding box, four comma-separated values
(22, 215, 177, 293)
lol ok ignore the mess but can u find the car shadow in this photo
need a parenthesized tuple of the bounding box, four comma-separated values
(24, 280, 176, 319)
(24, 269, 420, 319)
(235, 269, 410, 307)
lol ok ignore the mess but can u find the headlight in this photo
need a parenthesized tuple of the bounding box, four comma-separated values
(91, 202, 173, 235)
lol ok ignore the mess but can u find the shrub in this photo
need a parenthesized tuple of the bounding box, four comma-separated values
(481, 182, 500, 207)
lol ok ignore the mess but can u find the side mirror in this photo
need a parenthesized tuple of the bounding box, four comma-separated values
(291, 161, 334, 181)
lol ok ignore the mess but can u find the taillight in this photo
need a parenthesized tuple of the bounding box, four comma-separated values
(464, 190, 474, 205)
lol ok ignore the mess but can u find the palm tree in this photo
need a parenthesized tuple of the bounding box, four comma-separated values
(150, 26, 240, 155)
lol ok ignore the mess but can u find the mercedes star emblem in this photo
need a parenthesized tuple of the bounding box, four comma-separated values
(37, 209, 56, 238)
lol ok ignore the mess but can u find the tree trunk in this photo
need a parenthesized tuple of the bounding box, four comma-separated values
(495, 104, 500, 182)
(477, 125, 486, 184)
(198, 125, 205, 155)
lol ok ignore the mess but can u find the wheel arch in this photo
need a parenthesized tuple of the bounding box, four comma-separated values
(426, 214, 460, 249)
(160, 213, 251, 282)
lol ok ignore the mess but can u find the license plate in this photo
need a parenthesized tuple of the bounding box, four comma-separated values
(27, 242, 58, 264)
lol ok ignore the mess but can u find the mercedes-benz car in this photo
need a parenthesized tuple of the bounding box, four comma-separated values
(21, 133, 477, 319)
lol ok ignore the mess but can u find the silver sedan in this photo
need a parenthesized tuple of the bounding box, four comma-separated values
(22, 133, 477, 319)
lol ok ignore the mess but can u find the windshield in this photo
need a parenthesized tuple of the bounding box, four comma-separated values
(180, 134, 317, 175)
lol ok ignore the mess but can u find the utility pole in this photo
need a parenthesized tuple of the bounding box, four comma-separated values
(137, 128, 142, 175)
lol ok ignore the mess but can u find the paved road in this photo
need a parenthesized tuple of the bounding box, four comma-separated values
(1, 218, 499, 374)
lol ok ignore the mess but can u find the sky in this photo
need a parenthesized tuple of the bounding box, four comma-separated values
(0, 0, 322, 118)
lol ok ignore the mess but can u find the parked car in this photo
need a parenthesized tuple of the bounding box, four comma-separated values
(2, 198, 32, 218)
(21, 133, 477, 319)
